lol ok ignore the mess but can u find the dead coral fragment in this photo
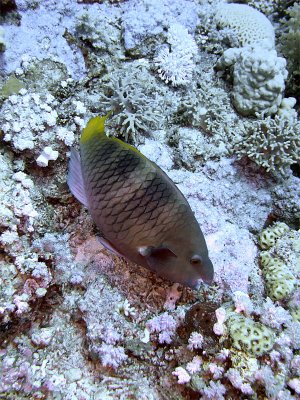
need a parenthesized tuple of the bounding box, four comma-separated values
(234, 115, 300, 174)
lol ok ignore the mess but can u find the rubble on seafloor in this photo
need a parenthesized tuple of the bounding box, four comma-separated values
(0, 0, 300, 399)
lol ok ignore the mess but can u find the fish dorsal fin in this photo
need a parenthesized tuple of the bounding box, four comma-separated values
(67, 148, 89, 208)
(80, 113, 111, 144)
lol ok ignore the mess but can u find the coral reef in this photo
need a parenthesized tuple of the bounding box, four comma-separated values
(1, 0, 300, 398)
(227, 313, 275, 356)
(100, 64, 162, 142)
(0, 26, 5, 52)
(121, 0, 199, 53)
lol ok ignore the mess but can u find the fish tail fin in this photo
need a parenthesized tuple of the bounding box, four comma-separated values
(67, 148, 89, 207)
(80, 112, 112, 144)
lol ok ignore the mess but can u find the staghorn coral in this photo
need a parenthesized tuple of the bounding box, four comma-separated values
(233, 115, 300, 174)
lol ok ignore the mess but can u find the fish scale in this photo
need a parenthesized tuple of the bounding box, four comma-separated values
(82, 137, 185, 243)
(68, 115, 214, 288)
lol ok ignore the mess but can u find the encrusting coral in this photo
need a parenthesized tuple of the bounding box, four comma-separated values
(259, 222, 299, 301)
(216, 46, 288, 117)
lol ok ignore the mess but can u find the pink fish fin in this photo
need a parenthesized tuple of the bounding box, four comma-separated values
(138, 245, 177, 269)
(67, 148, 89, 208)
(97, 236, 126, 258)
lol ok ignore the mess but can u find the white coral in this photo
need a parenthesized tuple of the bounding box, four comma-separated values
(214, 3, 275, 48)
(172, 367, 191, 384)
(36, 146, 59, 167)
(217, 46, 288, 116)
(1, 92, 58, 151)
(154, 23, 197, 86)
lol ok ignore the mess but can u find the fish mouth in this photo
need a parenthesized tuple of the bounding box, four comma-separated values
(191, 276, 213, 290)
(192, 279, 202, 290)
(201, 258, 214, 285)
(202, 274, 214, 285)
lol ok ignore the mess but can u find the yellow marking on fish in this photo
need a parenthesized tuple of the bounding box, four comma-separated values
(80, 113, 148, 160)
(80, 113, 110, 144)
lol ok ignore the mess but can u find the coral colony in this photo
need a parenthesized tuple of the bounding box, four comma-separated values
(0, 0, 300, 399)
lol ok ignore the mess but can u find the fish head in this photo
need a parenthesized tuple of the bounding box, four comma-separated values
(139, 244, 214, 289)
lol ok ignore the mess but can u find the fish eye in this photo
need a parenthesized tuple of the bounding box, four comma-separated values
(190, 255, 202, 265)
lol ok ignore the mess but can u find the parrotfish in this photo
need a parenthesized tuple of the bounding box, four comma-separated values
(67, 115, 214, 289)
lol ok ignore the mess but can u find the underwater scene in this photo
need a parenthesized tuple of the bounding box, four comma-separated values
(0, 0, 300, 398)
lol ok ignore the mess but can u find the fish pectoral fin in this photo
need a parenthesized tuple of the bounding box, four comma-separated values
(67, 149, 89, 208)
(97, 236, 125, 258)
(138, 245, 177, 265)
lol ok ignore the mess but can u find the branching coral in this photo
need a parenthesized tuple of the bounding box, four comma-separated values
(233, 115, 300, 174)
(100, 64, 162, 142)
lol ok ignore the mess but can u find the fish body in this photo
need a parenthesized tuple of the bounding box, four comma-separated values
(68, 116, 214, 289)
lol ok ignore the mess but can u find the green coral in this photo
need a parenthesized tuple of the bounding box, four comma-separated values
(0, 76, 25, 99)
(227, 313, 275, 356)
(259, 223, 298, 301)
(234, 115, 300, 174)
(260, 254, 297, 301)
(259, 222, 290, 250)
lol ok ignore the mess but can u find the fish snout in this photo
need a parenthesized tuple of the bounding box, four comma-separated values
(201, 257, 214, 285)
